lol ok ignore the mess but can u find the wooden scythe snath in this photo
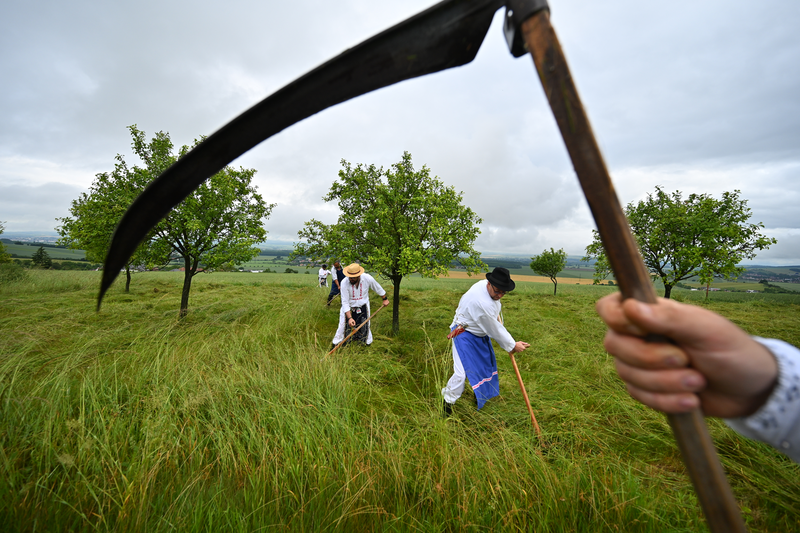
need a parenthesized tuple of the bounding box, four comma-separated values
(509, 351, 541, 437)
(512, 7, 746, 532)
(98, 1, 746, 530)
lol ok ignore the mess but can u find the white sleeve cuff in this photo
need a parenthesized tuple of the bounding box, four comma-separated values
(725, 337, 800, 462)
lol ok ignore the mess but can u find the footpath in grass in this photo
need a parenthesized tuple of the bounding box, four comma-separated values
(1, 271, 799, 532)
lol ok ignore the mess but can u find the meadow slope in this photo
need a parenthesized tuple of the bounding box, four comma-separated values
(1, 271, 799, 532)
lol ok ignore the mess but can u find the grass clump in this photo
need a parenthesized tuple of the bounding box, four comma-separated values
(0, 263, 28, 284)
(1, 271, 799, 531)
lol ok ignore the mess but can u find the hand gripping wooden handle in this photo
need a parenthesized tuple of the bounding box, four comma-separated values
(518, 10, 746, 533)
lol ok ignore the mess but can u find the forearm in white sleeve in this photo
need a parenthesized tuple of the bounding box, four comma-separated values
(370, 276, 386, 297)
(725, 337, 800, 463)
(475, 307, 516, 352)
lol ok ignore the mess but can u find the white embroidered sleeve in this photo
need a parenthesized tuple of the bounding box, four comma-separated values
(725, 337, 800, 463)
(340, 280, 351, 312)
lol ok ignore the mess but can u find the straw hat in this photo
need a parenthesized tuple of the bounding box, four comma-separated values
(343, 263, 365, 278)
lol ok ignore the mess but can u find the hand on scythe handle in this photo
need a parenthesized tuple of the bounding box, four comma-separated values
(326, 304, 387, 358)
(507, 4, 746, 531)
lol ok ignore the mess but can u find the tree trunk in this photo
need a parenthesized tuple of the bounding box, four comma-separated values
(391, 274, 402, 335)
(125, 266, 131, 292)
(552, 278, 558, 295)
(180, 257, 193, 317)
(663, 283, 673, 299)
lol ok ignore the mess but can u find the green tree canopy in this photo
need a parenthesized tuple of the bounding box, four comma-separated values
(129, 126, 275, 316)
(59, 125, 274, 315)
(31, 246, 52, 269)
(293, 152, 485, 333)
(580, 244, 613, 285)
(583, 187, 776, 298)
(0, 222, 10, 264)
(57, 155, 167, 291)
(530, 248, 567, 295)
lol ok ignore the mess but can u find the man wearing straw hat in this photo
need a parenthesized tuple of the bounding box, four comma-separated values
(442, 267, 530, 416)
(331, 263, 390, 348)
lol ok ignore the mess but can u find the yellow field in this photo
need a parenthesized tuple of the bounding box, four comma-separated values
(443, 271, 598, 285)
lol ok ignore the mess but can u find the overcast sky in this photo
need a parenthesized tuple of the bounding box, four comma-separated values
(2, 0, 799, 264)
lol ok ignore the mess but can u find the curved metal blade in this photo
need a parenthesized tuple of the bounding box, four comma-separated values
(98, 0, 504, 307)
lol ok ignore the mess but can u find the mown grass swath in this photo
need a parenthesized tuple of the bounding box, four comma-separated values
(2, 271, 799, 531)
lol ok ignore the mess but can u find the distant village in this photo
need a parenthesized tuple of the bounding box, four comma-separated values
(737, 269, 800, 284)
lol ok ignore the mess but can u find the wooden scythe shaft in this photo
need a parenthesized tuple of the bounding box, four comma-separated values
(326, 304, 387, 358)
(509, 352, 541, 436)
(518, 11, 746, 533)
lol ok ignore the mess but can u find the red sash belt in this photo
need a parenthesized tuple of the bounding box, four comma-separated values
(447, 325, 467, 340)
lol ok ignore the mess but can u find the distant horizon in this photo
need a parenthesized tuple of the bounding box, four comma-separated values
(5, 230, 798, 268)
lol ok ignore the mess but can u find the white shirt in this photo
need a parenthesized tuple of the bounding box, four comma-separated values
(340, 273, 386, 311)
(450, 280, 516, 353)
(318, 268, 331, 279)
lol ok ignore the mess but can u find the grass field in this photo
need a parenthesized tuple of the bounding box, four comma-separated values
(770, 282, 800, 293)
(443, 270, 597, 285)
(679, 280, 767, 291)
(2, 271, 800, 531)
(675, 280, 800, 293)
(4, 242, 86, 261)
(236, 256, 313, 273)
(503, 266, 597, 281)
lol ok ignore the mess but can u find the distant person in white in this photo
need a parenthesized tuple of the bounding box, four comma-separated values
(596, 292, 800, 463)
(331, 263, 389, 348)
(318, 264, 331, 287)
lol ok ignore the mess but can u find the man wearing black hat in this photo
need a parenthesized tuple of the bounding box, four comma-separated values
(442, 267, 530, 416)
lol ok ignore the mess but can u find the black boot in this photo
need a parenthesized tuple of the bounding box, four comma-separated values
(442, 400, 453, 418)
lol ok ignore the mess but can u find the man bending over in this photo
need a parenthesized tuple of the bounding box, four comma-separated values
(442, 267, 529, 416)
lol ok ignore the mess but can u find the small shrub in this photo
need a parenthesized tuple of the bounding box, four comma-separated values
(0, 263, 28, 283)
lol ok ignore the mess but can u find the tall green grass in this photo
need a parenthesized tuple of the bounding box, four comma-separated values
(1, 271, 799, 531)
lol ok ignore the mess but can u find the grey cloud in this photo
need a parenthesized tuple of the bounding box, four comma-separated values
(0, 182, 84, 232)
(744, 229, 800, 265)
(2, 0, 800, 264)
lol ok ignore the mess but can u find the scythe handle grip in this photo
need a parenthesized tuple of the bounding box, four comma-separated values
(518, 10, 746, 533)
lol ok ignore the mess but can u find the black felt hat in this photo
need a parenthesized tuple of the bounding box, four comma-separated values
(486, 267, 515, 292)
